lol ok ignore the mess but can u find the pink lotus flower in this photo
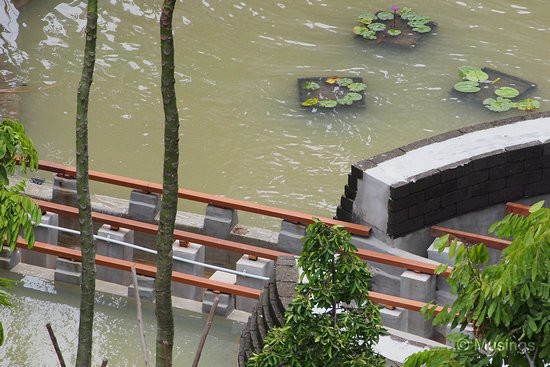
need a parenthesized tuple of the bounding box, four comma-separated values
(391, 5, 399, 12)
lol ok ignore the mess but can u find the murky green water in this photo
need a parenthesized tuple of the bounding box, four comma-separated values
(2, 0, 550, 223)
(0, 270, 241, 366)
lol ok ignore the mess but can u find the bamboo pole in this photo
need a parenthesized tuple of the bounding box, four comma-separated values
(46, 323, 66, 367)
(191, 295, 220, 367)
(131, 265, 150, 367)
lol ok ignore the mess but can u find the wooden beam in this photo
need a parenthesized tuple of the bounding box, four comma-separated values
(431, 225, 511, 250)
(368, 291, 447, 315)
(505, 202, 530, 216)
(356, 249, 452, 278)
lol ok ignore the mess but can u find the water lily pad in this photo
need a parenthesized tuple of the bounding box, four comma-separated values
(387, 29, 402, 36)
(410, 15, 431, 24)
(515, 98, 540, 111)
(302, 97, 318, 107)
(361, 30, 377, 39)
(325, 77, 340, 84)
(412, 25, 432, 33)
(494, 87, 519, 98)
(304, 81, 320, 90)
(353, 25, 368, 35)
(377, 11, 394, 20)
(346, 92, 363, 101)
(483, 97, 514, 112)
(348, 82, 367, 92)
(399, 7, 416, 20)
(337, 95, 354, 105)
(358, 12, 377, 24)
(454, 81, 481, 93)
(319, 100, 338, 108)
(368, 22, 386, 32)
(458, 66, 489, 82)
(336, 78, 354, 87)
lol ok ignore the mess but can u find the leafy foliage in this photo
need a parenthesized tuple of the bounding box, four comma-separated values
(454, 81, 481, 93)
(304, 81, 320, 91)
(358, 12, 377, 25)
(411, 25, 432, 33)
(458, 66, 489, 83)
(348, 82, 367, 92)
(247, 221, 386, 367)
(319, 100, 338, 108)
(483, 97, 514, 112)
(515, 98, 540, 111)
(368, 22, 386, 32)
(387, 29, 402, 36)
(354, 7, 433, 40)
(0, 278, 14, 346)
(302, 97, 319, 107)
(405, 202, 550, 367)
(377, 11, 394, 21)
(494, 86, 519, 98)
(336, 78, 354, 87)
(0, 118, 38, 186)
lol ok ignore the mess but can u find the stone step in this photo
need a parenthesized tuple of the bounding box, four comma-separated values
(248, 308, 262, 353)
(268, 280, 285, 327)
(255, 304, 267, 347)
(261, 284, 276, 330)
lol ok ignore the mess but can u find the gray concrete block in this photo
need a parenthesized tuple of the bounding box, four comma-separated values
(54, 258, 81, 285)
(427, 239, 456, 266)
(371, 267, 402, 297)
(21, 212, 58, 269)
(172, 240, 204, 301)
(380, 307, 406, 331)
(400, 271, 436, 339)
(436, 290, 456, 306)
(128, 190, 160, 223)
(276, 220, 306, 254)
(236, 255, 274, 312)
(128, 275, 155, 302)
(204, 204, 238, 239)
(202, 271, 236, 316)
(52, 175, 79, 244)
(0, 248, 21, 270)
(96, 225, 133, 285)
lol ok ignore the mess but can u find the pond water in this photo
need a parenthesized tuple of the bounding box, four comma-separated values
(1, 0, 549, 226)
(0, 269, 242, 366)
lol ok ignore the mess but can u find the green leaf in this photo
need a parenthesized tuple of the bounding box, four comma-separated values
(483, 97, 514, 112)
(494, 87, 519, 98)
(377, 11, 394, 21)
(529, 201, 544, 213)
(346, 92, 363, 101)
(347, 83, 367, 92)
(435, 263, 448, 275)
(368, 22, 386, 32)
(411, 25, 432, 33)
(515, 98, 540, 111)
(399, 8, 417, 21)
(409, 15, 431, 24)
(302, 97, 319, 107)
(454, 81, 480, 93)
(387, 29, 401, 36)
(0, 166, 8, 187)
(303, 81, 320, 91)
(318, 100, 338, 108)
(336, 78, 354, 87)
(458, 66, 489, 82)
(358, 12, 377, 25)
(353, 25, 368, 35)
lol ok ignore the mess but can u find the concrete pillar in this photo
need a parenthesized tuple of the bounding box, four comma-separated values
(128, 275, 155, 302)
(127, 190, 161, 263)
(0, 248, 21, 270)
(203, 205, 238, 268)
(202, 271, 236, 316)
(277, 220, 306, 254)
(96, 225, 133, 285)
(51, 175, 79, 246)
(235, 255, 274, 312)
(380, 307, 406, 331)
(54, 258, 81, 285)
(21, 212, 58, 268)
(400, 270, 436, 338)
(172, 240, 205, 301)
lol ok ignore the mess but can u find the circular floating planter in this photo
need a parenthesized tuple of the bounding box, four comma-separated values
(451, 66, 540, 113)
(297, 77, 366, 111)
(353, 7, 436, 48)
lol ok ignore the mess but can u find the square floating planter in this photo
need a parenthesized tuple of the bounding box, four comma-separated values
(298, 77, 366, 110)
(452, 66, 540, 113)
(353, 8, 436, 48)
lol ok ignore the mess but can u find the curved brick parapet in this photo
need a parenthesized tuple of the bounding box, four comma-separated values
(337, 111, 550, 239)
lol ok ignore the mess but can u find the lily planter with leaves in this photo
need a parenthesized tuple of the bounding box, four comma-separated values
(298, 77, 367, 111)
(452, 66, 539, 112)
(353, 7, 436, 47)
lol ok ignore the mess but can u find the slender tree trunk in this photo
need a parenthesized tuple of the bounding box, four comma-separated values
(156, 1, 179, 366)
(75, 1, 98, 366)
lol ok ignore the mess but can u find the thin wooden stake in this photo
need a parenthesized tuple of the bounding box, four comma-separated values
(191, 295, 220, 367)
(100, 359, 108, 367)
(46, 323, 66, 367)
(131, 265, 150, 367)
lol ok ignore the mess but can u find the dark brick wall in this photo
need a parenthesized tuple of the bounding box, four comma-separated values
(335, 111, 550, 237)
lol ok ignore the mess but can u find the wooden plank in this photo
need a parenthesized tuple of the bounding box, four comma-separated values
(356, 249, 452, 278)
(35, 199, 290, 261)
(431, 226, 511, 250)
(16, 239, 262, 298)
(505, 202, 530, 216)
(368, 291, 446, 315)
(37, 160, 371, 237)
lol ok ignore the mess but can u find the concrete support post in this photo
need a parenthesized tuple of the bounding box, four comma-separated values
(127, 190, 161, 263)
(21, 212, 59, 268)
(202, 271, 236, 316)
(203, 205, 238, 267)
(380, 307, 406, 331)
(0, 248, 21, 270)
(277, 220, 306, 254)
(52, 175, 79, 245)
(128, 275, 155, 302)
(400, 270, 436, 338)
(235, 255, 274, 312)
(96, 225, 134, 285)
(54, 258, 81, 285)
(172, 240, 205, 301)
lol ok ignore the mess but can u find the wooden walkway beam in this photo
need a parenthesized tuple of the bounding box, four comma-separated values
(431, 225, 511, 250)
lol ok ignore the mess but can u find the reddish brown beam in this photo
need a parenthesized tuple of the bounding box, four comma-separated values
(36, 160, 371, 237)
(356, 249, 452, 278)
(368, 291, 446, 315)
(36, 199, 289, 261)
(16, 239, 261, 299)
(505, 202, 530, 216)
(431, 226, 511, 250)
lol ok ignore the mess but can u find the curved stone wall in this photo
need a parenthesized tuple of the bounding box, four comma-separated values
(336, 111, 550, 240)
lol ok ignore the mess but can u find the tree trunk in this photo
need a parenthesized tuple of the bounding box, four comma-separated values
(156, 1, 179, 366)
(74, 1, 98, 366)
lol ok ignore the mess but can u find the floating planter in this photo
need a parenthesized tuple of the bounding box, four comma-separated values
(353, 7, 436, 47)
(297, 77, 366, 110)
(452, 66, 539, 112)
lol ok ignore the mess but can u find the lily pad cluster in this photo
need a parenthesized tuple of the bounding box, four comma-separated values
(453, 66, 541, 112)
(300, 77, 367, 109)
(353, 7, 432, 40)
